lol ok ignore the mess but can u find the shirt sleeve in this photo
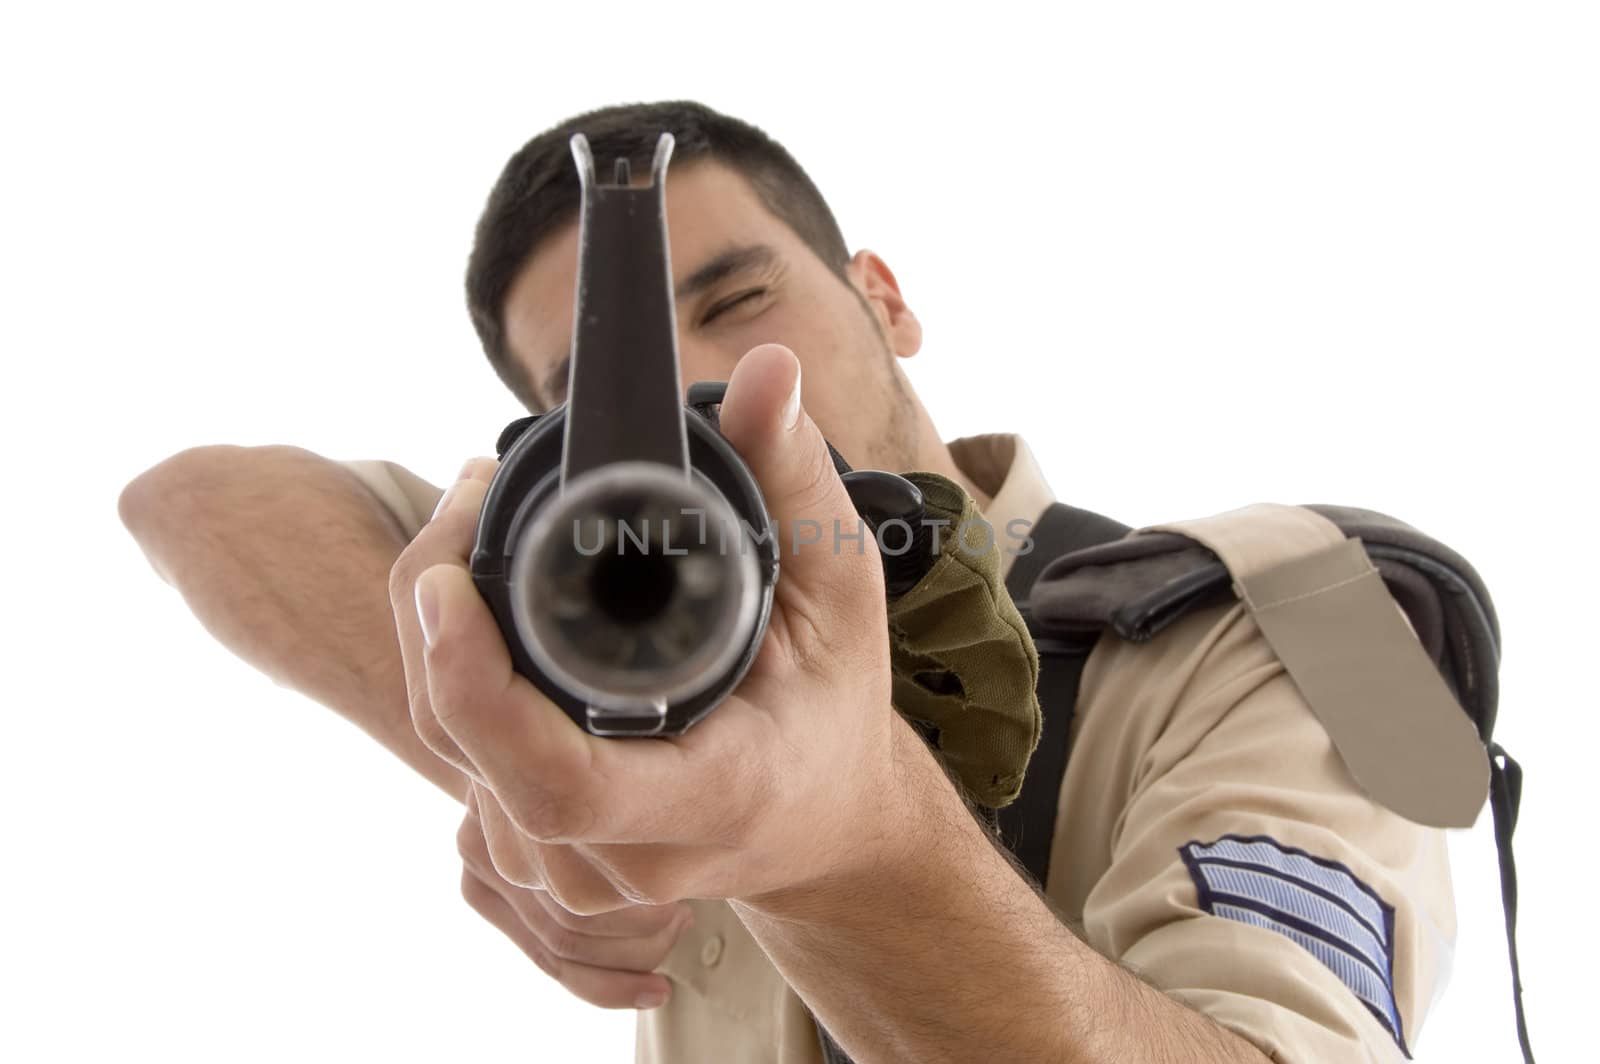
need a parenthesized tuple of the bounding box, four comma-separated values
(337, 458, 446, 542)
(1074, 599, 1458, 1063)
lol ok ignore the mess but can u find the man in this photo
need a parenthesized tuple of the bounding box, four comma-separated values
(120, 100, 1454, 1062)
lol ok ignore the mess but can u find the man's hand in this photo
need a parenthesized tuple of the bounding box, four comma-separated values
(391, 449, 737, 1009)
(456, 788, 696, 1010)
(411, 343, 912, 914)
(388, 454, 501, 779)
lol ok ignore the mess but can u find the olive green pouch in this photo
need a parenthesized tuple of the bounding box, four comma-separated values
(886, 472, 1042, 809)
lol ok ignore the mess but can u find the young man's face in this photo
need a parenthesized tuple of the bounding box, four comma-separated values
(500, 160, 926, 473)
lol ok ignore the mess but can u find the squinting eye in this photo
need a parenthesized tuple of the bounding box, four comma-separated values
(702, 288, 767, 324)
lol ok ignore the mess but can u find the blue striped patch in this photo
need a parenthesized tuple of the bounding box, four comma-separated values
(1179, 834, 1408, 1058)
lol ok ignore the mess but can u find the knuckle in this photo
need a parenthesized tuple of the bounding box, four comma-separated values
(411, 698, 466, 766)
(461, 456, 500, 482)
(541, 879, 584, 917)
(610, 867, 688, 909)
(510, 794, 567, 842)
(542, 873, 614, 918)
(386, 498, 476, 604)
(481, 838, 541, 892)
(455, 816, 483, 862)
(459, 866, 492, 908)
(541, 926, 583, 962)
(541, 897, 584, 933)
(498, 864, 543, 891)
(527, 940, 562, 980)
(504, 786, 595, 844)
(404, 678, 431, 725)
(438, 481, 487, 532)
(388, 546, 424, 603)
(415, 672, 458, 729)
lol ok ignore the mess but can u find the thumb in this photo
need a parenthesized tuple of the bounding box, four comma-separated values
(716, 344, 879, 594)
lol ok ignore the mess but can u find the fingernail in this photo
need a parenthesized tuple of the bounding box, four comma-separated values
(415, 570, 441, 648)
(781, 364, 802, 430)
(636, 987, 670, 1010)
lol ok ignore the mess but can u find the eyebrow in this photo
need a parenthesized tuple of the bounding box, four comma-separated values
(539, 242, 781, 403)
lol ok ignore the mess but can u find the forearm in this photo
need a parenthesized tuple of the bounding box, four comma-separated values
(732, 719, 1271, 1064)
(119, 444, 463, 800)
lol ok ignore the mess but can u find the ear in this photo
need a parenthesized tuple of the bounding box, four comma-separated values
(846, 249, 923, 359)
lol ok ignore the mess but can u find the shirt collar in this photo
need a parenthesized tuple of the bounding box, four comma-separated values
(945, 433, 1057, 579)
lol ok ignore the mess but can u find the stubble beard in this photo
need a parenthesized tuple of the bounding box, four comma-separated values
(854, 300, 924, 474)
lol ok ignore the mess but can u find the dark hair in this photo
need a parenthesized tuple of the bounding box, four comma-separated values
(466, 100, 853, 411)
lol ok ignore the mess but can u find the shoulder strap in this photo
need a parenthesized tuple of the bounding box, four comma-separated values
(1024, 501, 1535, 1062)
(1489, 742, 1535, 1062)
(1004, 502, 1134, 605)
(997, 502, 1132, 886)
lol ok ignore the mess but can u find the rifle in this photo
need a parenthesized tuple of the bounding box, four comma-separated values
(468, 132, 933, 737)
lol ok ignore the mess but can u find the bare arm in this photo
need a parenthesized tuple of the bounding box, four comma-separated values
(118, 444, 465, 801)
(733, 721, 1274, 1064)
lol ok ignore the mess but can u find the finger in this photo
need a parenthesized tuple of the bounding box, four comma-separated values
(469, 782, 548, 887)
(472, 782, 632, 916)
(458, 796, 690, 937)
(460, 867, 676, 1011)
(525, 877, 691, 940)
(417, 558, 614, 843)
(423, 536, 781, 851)
(715, 343, 881, 614)
(420, 444, 799, 850)
(468, 863, 693, 971)
(392, 458, 499, 776)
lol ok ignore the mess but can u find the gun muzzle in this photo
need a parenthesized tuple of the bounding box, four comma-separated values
(507, 461, 762, 727)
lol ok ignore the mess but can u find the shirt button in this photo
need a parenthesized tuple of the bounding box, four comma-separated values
(699, 933, 724, 967)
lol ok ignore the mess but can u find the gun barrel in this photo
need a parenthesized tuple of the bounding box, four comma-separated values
(507, 461, 763, 734)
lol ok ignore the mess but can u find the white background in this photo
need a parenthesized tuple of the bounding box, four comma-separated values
(3, 2, 1594, 1061)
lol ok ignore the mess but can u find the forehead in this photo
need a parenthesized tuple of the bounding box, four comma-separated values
(503, 160, 798, 373)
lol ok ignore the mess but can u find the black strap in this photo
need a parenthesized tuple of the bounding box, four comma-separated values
(997, 503, 1132, 886)
(1488, 742, 1535, 1062)
(1003, 502, 1134, 605)
(996, 639, 1094, 886)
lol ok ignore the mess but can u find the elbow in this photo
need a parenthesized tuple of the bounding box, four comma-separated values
(117, 444, 249, 536)
(117, 462, 171, 537)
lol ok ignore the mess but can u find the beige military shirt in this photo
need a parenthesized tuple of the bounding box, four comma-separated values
(344, 434, 1455, 1064)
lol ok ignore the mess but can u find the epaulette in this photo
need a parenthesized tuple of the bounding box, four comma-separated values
(1029, 501, 1497, 827)
(1022, 501, 1533, 1061)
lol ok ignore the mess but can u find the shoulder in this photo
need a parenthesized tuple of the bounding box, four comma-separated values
(1031, 495, 1482, 1061)
(1058, 595, 1456, 1061)
(1074, 596, 1289, 808)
